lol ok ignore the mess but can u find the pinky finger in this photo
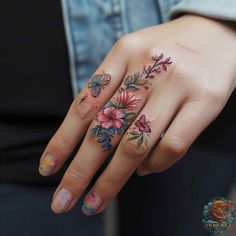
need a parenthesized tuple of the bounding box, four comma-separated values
(137, 99, 223, 175)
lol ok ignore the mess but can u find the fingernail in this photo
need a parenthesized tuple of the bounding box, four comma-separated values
(82, 192, 103, 215)
(39, 154, 56, 176)
(136, 168, 151, 176)
(51, 188, 72, 213)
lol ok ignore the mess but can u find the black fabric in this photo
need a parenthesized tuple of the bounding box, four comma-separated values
(0, 0, 73, 184)
(118, 91, 236, 236)
(0, 182, 103, 236)
(0, 2, 104, 236)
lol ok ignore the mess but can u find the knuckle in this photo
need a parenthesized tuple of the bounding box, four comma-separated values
(204, 86, 227, 104)
(196, 85, 228, 116)
(71, 95, 96, 121)
(114, 33, 138, 52)
(96, 176, 117, 196)
(170, 64, 190, 84)
(50, 133, 71, 153)
(161, 135, 187, 157)
(66, 166, 88, 188)
(121, 138, 150, 159)
(142, 47, 160, 59)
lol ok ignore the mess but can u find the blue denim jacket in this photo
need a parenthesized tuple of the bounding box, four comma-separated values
(61, 0, 236, 97)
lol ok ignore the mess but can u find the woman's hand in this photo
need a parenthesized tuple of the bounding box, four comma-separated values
(39, 15, 236, 215)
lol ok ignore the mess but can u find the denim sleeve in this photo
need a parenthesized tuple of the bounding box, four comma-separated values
(170, 0, 236, 22)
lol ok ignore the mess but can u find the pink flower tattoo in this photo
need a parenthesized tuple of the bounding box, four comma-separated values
(96, 107, 125, 129)
(135, 115, 151, 133)
(127, 115, 151, 149)
(117, 90, 141, 110)
(92, 91, 139, 150)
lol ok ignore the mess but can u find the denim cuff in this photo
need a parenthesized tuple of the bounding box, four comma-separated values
(170, 0, 236, 22)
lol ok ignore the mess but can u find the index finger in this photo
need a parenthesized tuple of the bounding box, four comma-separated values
(39, 48, 128, 176)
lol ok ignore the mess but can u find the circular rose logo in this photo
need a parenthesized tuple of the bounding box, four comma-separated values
(202, 197, 235, 235)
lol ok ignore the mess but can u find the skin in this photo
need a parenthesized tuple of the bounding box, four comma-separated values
(39, 14, 236, 215)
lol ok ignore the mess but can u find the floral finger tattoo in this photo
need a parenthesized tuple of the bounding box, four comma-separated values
(127, 115, 151, 149)
(120, 53, 172, 92)
(91, 54, 172, 151)
(91, 90, 140, 150)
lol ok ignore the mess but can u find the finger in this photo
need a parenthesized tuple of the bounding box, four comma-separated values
(50, 67, 149, 213)
(138, 99, 221, 175)
(50, 53, 173, 214)
(39, 47, 128, 176)
(81, 85, 185, 215)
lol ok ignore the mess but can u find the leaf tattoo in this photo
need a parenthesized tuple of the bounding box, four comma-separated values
(121, 72, 147, 92)
(121, 53, 172, 91)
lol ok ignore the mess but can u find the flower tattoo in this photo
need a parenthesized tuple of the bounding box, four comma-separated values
(92, 90, 140, 150)
(88, 73, 111, 97)
(116, 90, 140, 110)
(135, 115, 151, 133)
(91, 54, 172, 151)
(96, 107, 126, 129)
(120, 53, 172, 92)
(127, 115, 151, 149)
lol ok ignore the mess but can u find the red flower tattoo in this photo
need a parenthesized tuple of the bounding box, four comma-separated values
(127, 115, 151, 149)
(96, 107, 125, 129)
(135, 115, 151, 133)
(117, 90, 141, 110)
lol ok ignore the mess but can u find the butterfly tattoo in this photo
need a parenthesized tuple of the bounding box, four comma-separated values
(88, 74, 111, 97)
